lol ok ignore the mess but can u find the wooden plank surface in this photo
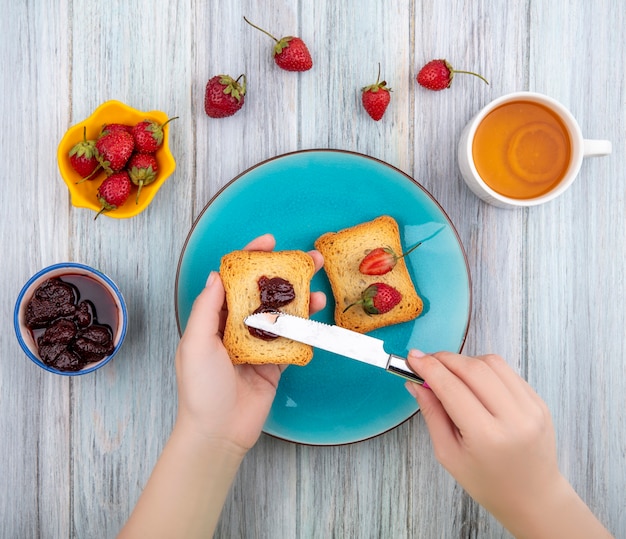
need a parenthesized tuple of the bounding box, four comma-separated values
(526, 1, 626, 533)
(0, 0, 624, 537)
(0, 0, 72, 537)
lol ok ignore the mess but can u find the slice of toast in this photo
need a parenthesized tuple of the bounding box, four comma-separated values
(220, 250, 315, 365)
(315, 215, 423, 333)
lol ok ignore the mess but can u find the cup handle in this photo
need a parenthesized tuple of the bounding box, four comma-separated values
(583, 139, 612, 157)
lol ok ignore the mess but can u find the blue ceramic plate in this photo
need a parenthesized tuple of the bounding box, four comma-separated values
(175, 150, 471, 445)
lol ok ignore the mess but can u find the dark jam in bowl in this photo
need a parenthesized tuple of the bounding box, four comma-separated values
(61, 274, 119, 333)
(26, 274, 119, 372)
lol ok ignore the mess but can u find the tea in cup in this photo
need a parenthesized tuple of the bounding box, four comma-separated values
(458, 92, 611, 207)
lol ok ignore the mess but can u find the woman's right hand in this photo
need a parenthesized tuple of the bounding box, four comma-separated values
(405, 351, 612, 539)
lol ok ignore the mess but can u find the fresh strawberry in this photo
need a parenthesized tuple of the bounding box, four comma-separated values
(127, 153, 158, 204)
(132, 117, 177, 153)
(361, 65, 391, 121)
(101, 123, 133, 134)
(273, 37, 312, 71)
(244, 17, 313, 72)
(95, 171, 132, 219)
(359, 242, 422, 275)
(416, 59, 488, 91)
(69, 126, 99, 178)
(95, 129, 134, 173)
(204, 75, 247, 118)
(344, 283, 402, 315)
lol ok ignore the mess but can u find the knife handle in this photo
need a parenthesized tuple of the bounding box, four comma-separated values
(387, 355, 426, 385)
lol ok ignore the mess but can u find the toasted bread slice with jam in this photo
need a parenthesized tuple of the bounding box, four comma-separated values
(220, 250, 315, 365)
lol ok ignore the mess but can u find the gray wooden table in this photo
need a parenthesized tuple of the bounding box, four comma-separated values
(1, 1, 624, 537)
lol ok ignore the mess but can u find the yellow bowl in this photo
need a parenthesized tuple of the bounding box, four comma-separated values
(57, 100, 176, 219)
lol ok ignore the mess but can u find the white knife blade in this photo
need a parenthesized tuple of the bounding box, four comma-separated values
(244, 311, 425, 385)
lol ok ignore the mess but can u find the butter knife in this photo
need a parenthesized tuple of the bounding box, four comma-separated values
(244, 311, 425, 385)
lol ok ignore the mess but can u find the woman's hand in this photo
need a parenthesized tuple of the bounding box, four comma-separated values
(405, 351, 612, 539)
(175, 234, 325, 453)
(119, 235, 326, 538)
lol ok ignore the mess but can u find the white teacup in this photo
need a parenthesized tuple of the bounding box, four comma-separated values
(458, 92, 611, 208)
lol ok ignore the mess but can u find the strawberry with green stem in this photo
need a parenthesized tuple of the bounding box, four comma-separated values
(127, 153, 158, 204)
(361, 64, 392, 121)
(344, 283, 402, 315)
(417, 59, 488, 91)
(69, 126, 99, 179)
(359, 242, 422, 275)
(204, 75, 247, 118)
(95, 171, 132, 219)
(243, 16, 313, 72)
(95, 129, 135, 173)
(132, 117, 178, 153)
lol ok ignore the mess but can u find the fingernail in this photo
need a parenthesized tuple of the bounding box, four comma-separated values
(206, 271, 218, 287)
(408, 351, 428, 387)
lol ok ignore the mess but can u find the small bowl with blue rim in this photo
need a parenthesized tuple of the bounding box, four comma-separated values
(14, 262, 128, 375)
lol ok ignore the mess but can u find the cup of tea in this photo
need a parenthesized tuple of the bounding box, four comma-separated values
(457, 92, 611, 208)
